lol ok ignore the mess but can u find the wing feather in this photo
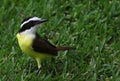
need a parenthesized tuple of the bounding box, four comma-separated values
(32, 33, 57, 56)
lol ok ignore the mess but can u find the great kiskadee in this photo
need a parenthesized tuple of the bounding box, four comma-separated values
(16, 17, 75, 72)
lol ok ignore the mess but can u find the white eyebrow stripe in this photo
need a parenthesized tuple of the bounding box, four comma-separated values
(20, 20, 30, 28)
(20, 17, 41, 28)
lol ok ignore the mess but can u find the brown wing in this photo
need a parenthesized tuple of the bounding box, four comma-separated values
(32, 33, 58, 56)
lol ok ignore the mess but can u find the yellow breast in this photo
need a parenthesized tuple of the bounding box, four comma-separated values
(16, 33, 51, 59)
(16, 33, 34, 55)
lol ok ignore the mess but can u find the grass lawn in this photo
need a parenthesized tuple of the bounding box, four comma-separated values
(0, 0, 120, 81)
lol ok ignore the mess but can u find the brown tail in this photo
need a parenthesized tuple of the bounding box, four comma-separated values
(56, 46, 76, 51)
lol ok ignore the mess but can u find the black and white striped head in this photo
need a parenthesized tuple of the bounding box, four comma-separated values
(19, 17, 47, 33)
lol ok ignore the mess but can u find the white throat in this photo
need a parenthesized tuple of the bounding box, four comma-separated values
(20, 26, 36, 35)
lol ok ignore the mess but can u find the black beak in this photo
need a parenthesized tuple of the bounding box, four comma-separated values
(39, 19, 48, 23)
(34, 19, 47, 25)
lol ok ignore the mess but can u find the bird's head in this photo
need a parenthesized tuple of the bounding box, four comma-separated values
(19, 17, 47, 34)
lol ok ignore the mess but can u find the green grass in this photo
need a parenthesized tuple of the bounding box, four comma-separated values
(0, 0, 120, 81)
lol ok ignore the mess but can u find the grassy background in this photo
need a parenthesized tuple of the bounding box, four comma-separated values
(0, 0, 120, 81)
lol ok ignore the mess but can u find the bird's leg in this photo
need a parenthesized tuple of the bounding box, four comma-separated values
(36, 58, 41, 75)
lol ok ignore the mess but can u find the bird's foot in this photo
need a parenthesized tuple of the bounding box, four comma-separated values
(36, 68, 41, 75)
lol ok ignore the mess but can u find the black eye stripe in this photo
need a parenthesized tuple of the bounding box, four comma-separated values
(19, 21, 38, 32)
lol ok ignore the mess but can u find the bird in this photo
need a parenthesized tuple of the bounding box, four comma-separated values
(16, 16, 75, 73)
